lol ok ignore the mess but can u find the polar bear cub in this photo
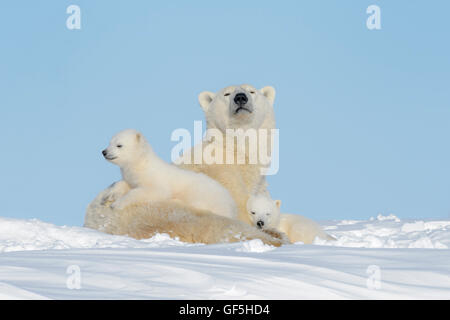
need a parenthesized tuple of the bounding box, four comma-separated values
(246, 194, 282, 230)
(101, 129, 238, 219)
(246, 194, 334, 244)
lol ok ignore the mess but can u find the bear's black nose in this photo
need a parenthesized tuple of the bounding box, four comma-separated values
(257, 220, 264, 229)
(102, 149, 107, 157)
(234, 93, 248, 106)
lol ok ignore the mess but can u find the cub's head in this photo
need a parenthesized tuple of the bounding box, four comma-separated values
(198, 84, 276, 132)
(246, 194, 281, 230)
(102, 129, 148, 166)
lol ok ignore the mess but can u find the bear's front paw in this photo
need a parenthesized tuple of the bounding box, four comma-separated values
(263, 228, 290, 243)
(110, 199, 127, 211)
(101, 193, 118, 206)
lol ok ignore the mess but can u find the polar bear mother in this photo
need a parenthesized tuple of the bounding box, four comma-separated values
(84, 84, 278, 243)
(178, 84, 276, 224)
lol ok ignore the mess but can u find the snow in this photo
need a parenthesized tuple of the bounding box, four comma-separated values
(316, 215, 450, 249)
(236, 239, 275, 253)
(0, 218, 189, 253)
(0, 215, 449, 299)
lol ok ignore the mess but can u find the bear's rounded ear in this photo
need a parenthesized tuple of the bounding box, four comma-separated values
(198, 91, 215, 112)
(260, 86, 276, 105)
(275, 199, 282, 209)
(136, 132, 142, 142)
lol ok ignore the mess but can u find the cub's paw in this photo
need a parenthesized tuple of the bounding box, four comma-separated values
(101, 192, 119, 206)
(262, 228, 290, 243)
(110, 200, 124, 211)
(101, 181, 130, 206)
(110, 197, 133, 211)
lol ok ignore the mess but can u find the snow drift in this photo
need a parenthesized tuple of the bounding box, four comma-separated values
(0, 215, 449, 299)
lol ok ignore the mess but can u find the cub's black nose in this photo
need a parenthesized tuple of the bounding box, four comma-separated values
(234, 93, 248, 106)
(102, 149, 107, 157)
(257, 220, 264, 229)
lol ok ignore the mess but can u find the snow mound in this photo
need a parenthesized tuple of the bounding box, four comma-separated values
(0, 215, 449, 299)
(0, 217, 191, 253)
(316, 215, 450, 249)
(236, 239, 275, 253)
(1, 215, 450, 252)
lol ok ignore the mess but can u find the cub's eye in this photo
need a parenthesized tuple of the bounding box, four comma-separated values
(251, 211, 255, 215)
(224, 93, 230, 97)
(117, 144, 123, 148)
(250, 91, 255, 94)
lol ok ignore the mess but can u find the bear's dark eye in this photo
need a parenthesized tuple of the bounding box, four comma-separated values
(251, 211, 255, 215)
(117, 144, 123, 148)
(224, 93, 230, 96)
(250, 91, 255, 94)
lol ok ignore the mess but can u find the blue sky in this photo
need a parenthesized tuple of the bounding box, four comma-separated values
(0, 1, 449, 226)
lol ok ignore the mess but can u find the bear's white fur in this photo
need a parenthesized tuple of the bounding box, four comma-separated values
(84, 194, 288, 246)
(101, 129, 238, 219)
(278, 213, 335, 244)
(179, 84, 277, 225)
(85, 84, 278, 243)
(246, 194, 334, 244)
(246, 194, 281, 230)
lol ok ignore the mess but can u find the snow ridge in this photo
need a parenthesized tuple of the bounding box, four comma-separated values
(0, 215, 449, 299)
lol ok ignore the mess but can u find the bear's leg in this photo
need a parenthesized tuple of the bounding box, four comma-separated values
(111, 188, 150, 210)
(101, 180, 131, 206)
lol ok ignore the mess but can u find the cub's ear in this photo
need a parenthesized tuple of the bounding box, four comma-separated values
(260, 86, 276, 105)
(275, 199, 282, 209)
(198, 91, 215, 112)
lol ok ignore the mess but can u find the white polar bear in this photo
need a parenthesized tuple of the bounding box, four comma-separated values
(101, 129, 238, 219)
(246, 194, 335, 244)
(84, 198, 288, 246)
(179, 84, 277, 225)
(84, 84, 282, 244)
(246, 194, 281, 230)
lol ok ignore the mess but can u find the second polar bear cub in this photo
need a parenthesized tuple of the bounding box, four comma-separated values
(102, 129, 238, 219)
(247, 194, 334, 244)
